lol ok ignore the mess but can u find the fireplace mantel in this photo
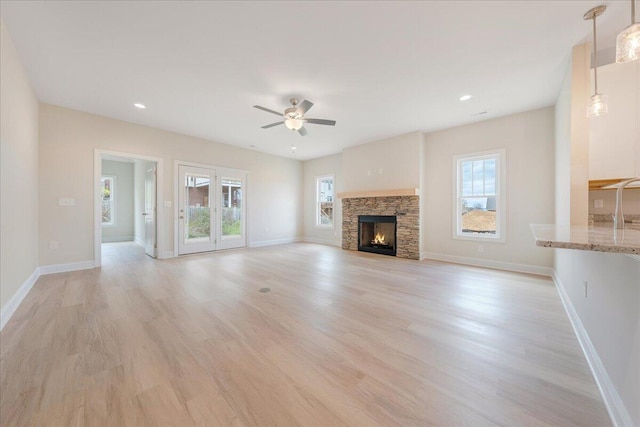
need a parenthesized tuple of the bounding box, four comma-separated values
(337, 188, 419, 199)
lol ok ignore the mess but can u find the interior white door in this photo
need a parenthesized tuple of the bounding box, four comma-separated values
(178, 165, 216, 255)
(144, 164, 157, 258)
(217, 168, 247, 250)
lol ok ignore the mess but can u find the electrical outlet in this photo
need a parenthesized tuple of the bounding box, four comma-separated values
(478, 244, 484, 253)
(594, 199, 603, 209)
(49, 240, 59, 250)
(58, 198, 75, 206)
(164, 201, 172, 208)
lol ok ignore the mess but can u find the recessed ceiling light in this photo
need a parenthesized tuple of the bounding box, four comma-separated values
(134, 103, 146, 109)
(459, 95, 472, 101)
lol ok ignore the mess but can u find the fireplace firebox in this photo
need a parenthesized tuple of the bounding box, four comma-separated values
(358, 215, 397, 256)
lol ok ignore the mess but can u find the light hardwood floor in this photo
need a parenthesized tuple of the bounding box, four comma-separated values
(1, 242, 611, 426)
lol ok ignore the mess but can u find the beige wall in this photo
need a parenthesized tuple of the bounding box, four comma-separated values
(101, 160, 134, 242)
(39, 104, 303, 266)
(569, 43, 590, 226)
(0, 21, 39, 313)
(555, 54, 573, 227)
(423, 107, 555, 270)
(589, 189, 640, 216)
(303, 154, 342, 246)
(341, 131, 422, 192)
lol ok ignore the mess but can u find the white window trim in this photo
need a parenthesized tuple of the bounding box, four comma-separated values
(101, 175, 116, 227)
(452, 149, 506, 243)
(315, 174, 335, 229)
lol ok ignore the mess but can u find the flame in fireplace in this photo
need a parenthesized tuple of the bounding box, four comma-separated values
(374, 232, 385, 244)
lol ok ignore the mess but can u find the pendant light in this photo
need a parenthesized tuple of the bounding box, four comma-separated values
(616, 0, 640, 63)
(584, 5, 608, 118)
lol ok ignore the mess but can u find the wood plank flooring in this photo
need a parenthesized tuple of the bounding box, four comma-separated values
(0, 242, 611, 426)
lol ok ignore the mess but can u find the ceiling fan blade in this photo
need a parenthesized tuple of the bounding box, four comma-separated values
(298, 126, 308, 136)
(303, 118, 336, 126)
(253, 105, 283, 116)
(297, 99, 314, 114)
(261, 121, 284, 129)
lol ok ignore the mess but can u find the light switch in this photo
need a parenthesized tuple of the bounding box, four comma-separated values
(594, 199, 604, 209)
(58, 198, 75, 206)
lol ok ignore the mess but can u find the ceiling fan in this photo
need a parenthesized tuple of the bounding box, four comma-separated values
(253, 98, 336, 136)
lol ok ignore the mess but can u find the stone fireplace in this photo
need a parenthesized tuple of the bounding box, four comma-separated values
(340, 189, 420, 260)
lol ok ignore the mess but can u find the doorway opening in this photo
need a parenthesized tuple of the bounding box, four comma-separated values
(94, 150, 164, 267)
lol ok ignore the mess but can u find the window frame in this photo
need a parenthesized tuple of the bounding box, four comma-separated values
(452, 149, 506, 242)
(101, 175, 116, 226)
(315, 174, 335, 229)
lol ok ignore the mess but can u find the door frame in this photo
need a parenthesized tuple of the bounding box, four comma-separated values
(173, 160, 249, 257)
(94, 149, 164, 267)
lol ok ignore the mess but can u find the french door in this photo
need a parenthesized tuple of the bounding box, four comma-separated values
(178, 164, 246, 255)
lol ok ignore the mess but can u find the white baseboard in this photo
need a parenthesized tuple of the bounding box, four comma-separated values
(158, 251, 174, 259)
(134, 237, 145, 246)
(249, 237, 302, 248)
(101, 235, 134, 243)
(552, 272, 633, 427)
(39, 260, 95, 275)
(302, 236, 341, 247)
(421, 252, 553, 276)
(0, 267, 40, 331)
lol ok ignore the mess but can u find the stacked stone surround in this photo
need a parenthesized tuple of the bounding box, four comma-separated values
(342, 195, 420, 260)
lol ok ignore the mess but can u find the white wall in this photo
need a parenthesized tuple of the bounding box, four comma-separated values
(422, 107, 555, 271)
(303, 154, 342, 246)
(39, 104, 303, 266)
(101, 160, 134, 242)
(341, 131, 422, 192)
(0, 21, 39, 314)
(555, 250, 640, 427)
(554, 45, 640, 427)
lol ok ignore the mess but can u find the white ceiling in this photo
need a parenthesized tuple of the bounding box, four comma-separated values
(1, 1, 631, 160)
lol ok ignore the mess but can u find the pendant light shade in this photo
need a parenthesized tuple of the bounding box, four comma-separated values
(616, 0, 640, 63)
(586, 93, 608, 117)
(584, 5, 608, 118)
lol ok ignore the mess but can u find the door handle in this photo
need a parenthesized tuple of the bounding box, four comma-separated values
(142, 212, 148, 216)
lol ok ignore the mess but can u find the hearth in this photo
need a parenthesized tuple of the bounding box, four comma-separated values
(358, 215, 397, 256)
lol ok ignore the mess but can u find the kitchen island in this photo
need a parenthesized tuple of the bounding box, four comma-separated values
(530, 223, 640, 255)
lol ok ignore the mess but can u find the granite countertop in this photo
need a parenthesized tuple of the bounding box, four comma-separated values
(530, 223, 640, 255)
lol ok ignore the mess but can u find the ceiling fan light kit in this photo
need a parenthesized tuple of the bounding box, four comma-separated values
(616, 0, 640, 63)
(584, 5, 608, 118)
(254, 98, 336, 136)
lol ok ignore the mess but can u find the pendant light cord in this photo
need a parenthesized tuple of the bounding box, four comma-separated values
(593, 15, 598, 94)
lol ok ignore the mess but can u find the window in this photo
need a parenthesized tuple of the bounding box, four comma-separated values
(101, 176, 115, 225)
(316, 175, 334, 228)
(453, 150, 505, 241)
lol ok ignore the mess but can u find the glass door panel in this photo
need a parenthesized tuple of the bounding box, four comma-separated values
(217, 169, 246, 250)
(185, 175, 211, 241)
(221, 178, 242, 237)
(178, 165, 216, 255)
